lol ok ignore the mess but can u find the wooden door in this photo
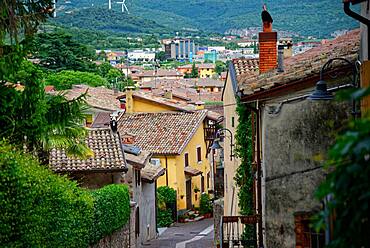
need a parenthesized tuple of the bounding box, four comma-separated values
(186, 179, 192, 209)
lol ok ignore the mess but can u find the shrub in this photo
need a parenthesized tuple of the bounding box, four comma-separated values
(0, 141, 94, 247)
(199, 193, 213, 215)
(44, 70, 108, 90)
(0, 141, 131, 247)
(90, 184, 130, 244)
(157, 209, 173, 228)
(157, 186, 176, 208)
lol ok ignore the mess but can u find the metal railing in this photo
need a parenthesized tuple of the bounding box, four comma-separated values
(220, 216, 258, 248)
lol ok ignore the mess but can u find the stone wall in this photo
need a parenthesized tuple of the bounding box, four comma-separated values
(141, 182, 157, 243)
(91, 203, 137, 248)
(213, 198, 224, 247)
(261, 99, 350, 248)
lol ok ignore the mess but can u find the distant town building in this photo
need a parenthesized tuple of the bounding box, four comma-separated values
(162, 38, 199, 61)
(128, 50, 156, 62)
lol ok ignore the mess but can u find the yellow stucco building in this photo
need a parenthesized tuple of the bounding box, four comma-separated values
(222, 58, 259, 216)
(117, 89, 216, 211)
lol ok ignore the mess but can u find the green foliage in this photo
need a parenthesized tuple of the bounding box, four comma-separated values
(44, 70, 108, 90)
(188, 62, 199, 78)
(157, 186, 177, 208)
(0, 141, 94, 247)
(0, 141, 131, 247)
(215, 61, 226, 75)
(314, 88, 370, 248)
(157, 209, 173, 228)
(234, 99, 255, 239)
(156, 51, 166, 61)
(90, 184, 131, 244)
(32, 31, 97, 72)
(157, 186, 176, 226)
(199, 193, 213, 215)
(0, 64, 92, 162)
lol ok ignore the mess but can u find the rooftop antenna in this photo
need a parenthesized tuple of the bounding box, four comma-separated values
(108, 0, 112, 10)
(117, 0, 129, 13)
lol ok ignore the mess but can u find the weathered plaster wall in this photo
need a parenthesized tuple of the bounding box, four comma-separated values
(360, 1, 369, 61)
(70, 172, 123, 189)
(141, 182, 157, 242)
(261, 99, 350, 248)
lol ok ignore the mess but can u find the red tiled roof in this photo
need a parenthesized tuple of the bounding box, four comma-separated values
(117, 111, 207, 155)
(49, 128, 127, 173)
(233, 58, 259, 77)
(137, 69, 183, 77)
(59, 85, 122, 111)
(238, 29, 360, 96)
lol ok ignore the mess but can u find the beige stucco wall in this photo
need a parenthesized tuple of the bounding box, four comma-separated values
(222, 75, 241, 216)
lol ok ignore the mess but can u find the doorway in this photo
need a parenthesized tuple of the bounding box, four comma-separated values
(186, 179, 192, 209)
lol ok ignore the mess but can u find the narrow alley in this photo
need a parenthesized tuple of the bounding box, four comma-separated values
(142, 219, 214, 248)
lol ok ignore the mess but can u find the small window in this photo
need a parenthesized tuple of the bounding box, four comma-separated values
(184, 153, 189, 167)
(231, 117, 235, 128)
(197, 147, 202, 162)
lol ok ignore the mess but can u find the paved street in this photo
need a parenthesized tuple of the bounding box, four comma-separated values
(142, 218, 214, 248)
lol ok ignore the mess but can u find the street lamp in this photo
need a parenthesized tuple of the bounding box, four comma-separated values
(308, 58, 357, 100)
(308, 57, 360, 119)
(210, 128, 235, 161)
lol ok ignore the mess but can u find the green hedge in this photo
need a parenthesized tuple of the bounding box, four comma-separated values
(199, 193, 213, 215)
(0, 141, 130, 247)
(90, 184, 130, 244)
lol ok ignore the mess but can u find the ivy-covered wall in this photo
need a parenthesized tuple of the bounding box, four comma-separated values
(234, 99, 256, 239)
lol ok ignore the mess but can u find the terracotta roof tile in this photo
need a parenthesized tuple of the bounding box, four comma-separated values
(141, 163, 165, 182)
(237, 29, 360, 96)
(117, 111, 207, 155)
(49, 128, 127, 172)
(59, 85, 122, 111)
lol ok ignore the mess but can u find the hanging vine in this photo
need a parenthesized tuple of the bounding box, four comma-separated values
(234, 98, 255, 239)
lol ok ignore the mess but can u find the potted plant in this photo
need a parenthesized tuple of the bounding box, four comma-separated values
(178, 214, 186, 223)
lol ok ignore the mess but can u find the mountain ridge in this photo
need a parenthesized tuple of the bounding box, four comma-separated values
(54, 0, 359, 38)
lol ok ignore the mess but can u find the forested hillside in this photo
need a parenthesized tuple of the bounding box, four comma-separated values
(54, 0, 359, 38)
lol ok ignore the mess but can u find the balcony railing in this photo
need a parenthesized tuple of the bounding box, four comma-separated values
(220, 216, 258, 248)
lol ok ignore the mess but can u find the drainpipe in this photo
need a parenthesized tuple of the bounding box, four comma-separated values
(343, 0, 370, 59)
(244, 103, 264, 248)
(165, 156, 169, 186)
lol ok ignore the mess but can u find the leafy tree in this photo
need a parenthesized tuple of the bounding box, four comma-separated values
(156, 51, 166, 61)
(190, 62, 199, 78)
(45, 70, 108, 90)
(314, 88, 370, 248)
(98, 62, 115, 78)
(32, 31, 97, 72)
(0, 61, 92, 163)
(215, 61, 226, 75)
(0, 0, 53, 78)
(97, 50, 107, 61)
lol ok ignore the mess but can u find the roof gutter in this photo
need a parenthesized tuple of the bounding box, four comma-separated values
(343, 0, 370, 59)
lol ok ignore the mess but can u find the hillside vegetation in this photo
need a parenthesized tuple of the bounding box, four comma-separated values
(54, 0, 359, 38)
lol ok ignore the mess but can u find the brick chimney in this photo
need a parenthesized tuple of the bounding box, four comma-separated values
(259, 22, 277, 73)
